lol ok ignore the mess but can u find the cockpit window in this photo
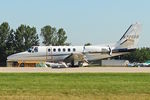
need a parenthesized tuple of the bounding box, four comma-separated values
(34, 47, 38, 52)
(28, 46, 34, 53)
(28, 48, 32, 53)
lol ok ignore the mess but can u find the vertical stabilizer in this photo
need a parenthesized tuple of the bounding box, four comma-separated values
(115, 22, 141, 49)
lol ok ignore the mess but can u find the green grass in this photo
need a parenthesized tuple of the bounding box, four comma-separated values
(0, 73, 150, 100)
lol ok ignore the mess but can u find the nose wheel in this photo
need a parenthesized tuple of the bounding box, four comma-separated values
(71, 60, 74, 67)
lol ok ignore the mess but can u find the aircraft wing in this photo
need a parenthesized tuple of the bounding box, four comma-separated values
(64, 53, 87, 63)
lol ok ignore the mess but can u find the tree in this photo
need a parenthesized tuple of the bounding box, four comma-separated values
(65, 43, 71, 46)
(121, 48, 150, 63)
(41, 25, 56, 46)
(41, 26, 68, 46)
(6, 30, 15, 56)
(55, 28, 67, 46)
(0, 22, 13, 66)
(14, 25, 39, 53)
(84, 43, 92, 46)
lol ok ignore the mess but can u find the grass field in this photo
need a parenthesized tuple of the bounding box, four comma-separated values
(0, 73, 150, 100)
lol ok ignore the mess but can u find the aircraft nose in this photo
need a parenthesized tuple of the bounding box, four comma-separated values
(7, 53, 19, 61)
(7, 52, 28, 61)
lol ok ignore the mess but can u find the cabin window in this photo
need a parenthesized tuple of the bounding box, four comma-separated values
(63, 48, 66, 52)
(53, 48, 56, 52)
(68, 48, 71, 52)
(48, 49, 51, 52)
(34, 47, 38, 52)
(73, 48, 76, 52)
(58, 48, 61, 52)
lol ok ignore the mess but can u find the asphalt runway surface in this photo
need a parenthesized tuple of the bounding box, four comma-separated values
(0, 67, 150, 73)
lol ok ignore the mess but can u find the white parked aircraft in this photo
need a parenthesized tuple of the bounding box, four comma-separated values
(7, 22, 141, 67)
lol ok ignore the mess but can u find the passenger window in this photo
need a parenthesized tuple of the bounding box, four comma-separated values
(58, 48, 61, 52)
(34, 47, 38, 52)
(73, 48, 76, 52)
(63, 48, 66, 52)
(53, 48, 56, 52)
(48, 49, 51, 52)
(68, 48, 71, 52)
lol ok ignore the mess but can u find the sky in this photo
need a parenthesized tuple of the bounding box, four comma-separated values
(0, 0, 150, 47)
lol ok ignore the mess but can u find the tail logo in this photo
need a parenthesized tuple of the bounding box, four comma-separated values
(123, 35, 139, 39)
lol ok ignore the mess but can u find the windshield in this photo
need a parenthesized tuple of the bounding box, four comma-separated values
(34, 47, 38, 52)
(27, 46, 34, 53)
(28, 49, 31, 53)
(27, 46, 38, 53)
(28, 48, 32, 53)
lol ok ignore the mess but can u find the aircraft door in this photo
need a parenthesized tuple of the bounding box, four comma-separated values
(46, 47, 53, 61)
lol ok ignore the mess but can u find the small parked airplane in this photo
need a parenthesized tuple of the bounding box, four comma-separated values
(7, 22, 141, 67)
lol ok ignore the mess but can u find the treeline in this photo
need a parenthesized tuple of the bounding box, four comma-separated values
(0, 22, 68, 66)
(120, 48, 150, 63)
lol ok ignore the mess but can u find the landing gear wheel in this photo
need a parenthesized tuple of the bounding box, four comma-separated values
(71, 60, 74, 67)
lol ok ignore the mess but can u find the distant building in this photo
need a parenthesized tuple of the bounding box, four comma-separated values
(102, 60, 129, 67)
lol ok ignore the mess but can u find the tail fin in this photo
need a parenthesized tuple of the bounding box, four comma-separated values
(115, 22, 141, 49)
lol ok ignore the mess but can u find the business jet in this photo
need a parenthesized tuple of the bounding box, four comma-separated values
(7, 22, 141, 67)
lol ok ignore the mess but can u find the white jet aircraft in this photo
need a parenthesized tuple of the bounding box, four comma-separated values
(7, 22, 141, 67)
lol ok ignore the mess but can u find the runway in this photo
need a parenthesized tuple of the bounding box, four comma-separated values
(0, 67, 150, 73)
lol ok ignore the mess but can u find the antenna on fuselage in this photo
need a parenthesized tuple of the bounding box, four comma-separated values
(108, 45, 112, 56)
